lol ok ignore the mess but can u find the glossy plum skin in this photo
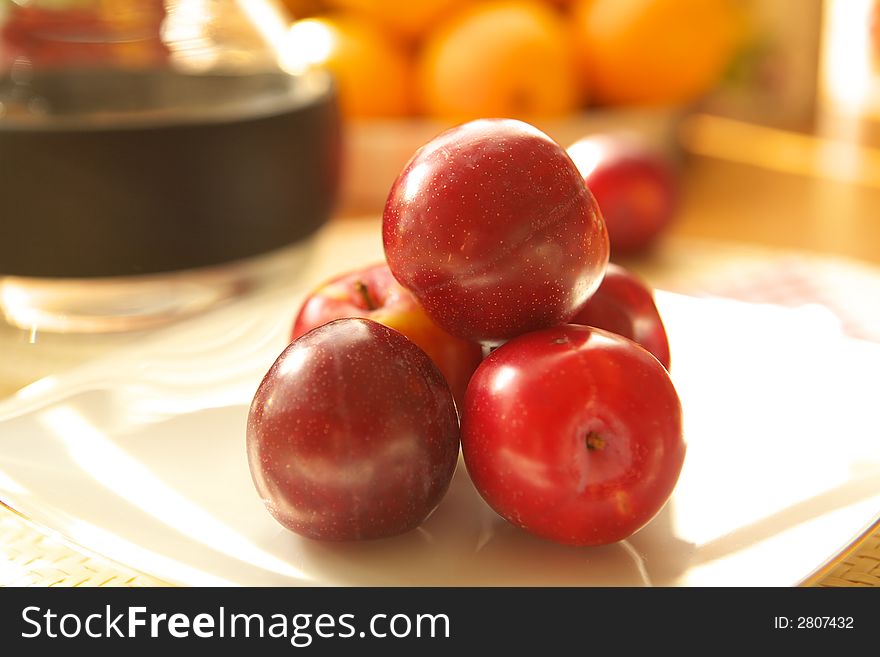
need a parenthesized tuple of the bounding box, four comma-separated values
(570, 263, 671, 369)
(247, 318, 460, 541)
(383, 118, 609, 344)
(568, 134, 677, 255)
(291, 262, 483, 408)
(461, 324, 685, 546)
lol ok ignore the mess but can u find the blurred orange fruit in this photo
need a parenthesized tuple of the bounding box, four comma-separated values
(285, 15, 411, 118)
(323, 0, 467, 41)
(417, 1, 581, 120)
(572, 0, 740, 106)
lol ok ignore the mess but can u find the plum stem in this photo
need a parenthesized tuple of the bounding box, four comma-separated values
(585, 432, 606, 451)
(354, 281, 378, 311)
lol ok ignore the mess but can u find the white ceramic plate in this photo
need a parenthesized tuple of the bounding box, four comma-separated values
(1, 225, 879, 587)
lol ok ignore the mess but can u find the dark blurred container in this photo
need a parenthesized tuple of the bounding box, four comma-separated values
(0, 0, 339, 331)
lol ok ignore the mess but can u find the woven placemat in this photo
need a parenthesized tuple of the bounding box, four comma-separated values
(1, 501, 876, 588)
(1, 505, 167, 587)
(812, 529, 880, 588)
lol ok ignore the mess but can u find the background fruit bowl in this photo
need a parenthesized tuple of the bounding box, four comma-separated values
(277, 0, 743, 214)
(338, 106, 685, 214)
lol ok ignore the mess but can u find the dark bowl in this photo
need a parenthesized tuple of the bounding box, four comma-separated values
(0, 68, 340, 278)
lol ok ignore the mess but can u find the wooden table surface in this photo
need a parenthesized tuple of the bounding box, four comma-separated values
(674, 115, 880, 265)
(675, 158, 880, 265)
